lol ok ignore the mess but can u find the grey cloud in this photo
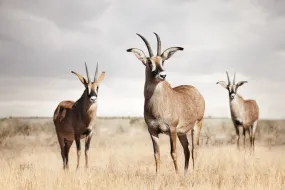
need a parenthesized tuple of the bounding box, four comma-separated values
(253, 0, 285, 18)
(1, 0, 284, 79)
(2, 0, 110, 30)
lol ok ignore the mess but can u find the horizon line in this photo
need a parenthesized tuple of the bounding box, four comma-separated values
(1, 116, 284, 121)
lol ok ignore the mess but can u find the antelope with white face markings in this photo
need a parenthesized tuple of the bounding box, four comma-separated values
(217, 72, 259, 151)
(127, 33, 205, 175)
(53, 63, 105, 169)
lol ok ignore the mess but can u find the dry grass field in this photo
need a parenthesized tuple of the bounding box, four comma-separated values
(0, 117, 285, 190)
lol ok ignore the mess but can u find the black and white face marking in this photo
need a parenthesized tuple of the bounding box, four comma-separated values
(228, 85, 237, 100)
(148, 57, 167, 81)
(127, 33, 184, 83)
(71, 62, 105, 104)
(217, 72, 248, 101)
(87, 84, 99, 103)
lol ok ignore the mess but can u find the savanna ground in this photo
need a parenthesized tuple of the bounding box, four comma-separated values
(0, 117, 284, 190)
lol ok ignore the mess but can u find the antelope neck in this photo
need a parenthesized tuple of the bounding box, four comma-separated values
(144, 79, 172, 99)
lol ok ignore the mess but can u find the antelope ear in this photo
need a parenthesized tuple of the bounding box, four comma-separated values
(71, 71, 87, 85)
(236, 81, 248, 88)
(161, 47, 183, 61)
(126, 48, 147, 66)
(97, 72, 105, 84)
(216, 81, 228, 89)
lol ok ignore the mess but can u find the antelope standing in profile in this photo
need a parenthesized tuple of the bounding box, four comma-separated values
(53, 63, 105, 169)
(217, 72, 259, 151)
(127, 33, 205, 175)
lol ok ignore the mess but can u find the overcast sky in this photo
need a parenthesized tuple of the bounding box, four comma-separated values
(0, 0, 284, 119)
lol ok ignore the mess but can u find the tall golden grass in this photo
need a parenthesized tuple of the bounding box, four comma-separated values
(0, 117, 284, 189)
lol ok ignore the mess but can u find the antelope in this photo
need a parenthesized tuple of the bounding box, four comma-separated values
(127, 33, 205, 175)
(53, 63, 105, 169)
(217, 72, 259, 151)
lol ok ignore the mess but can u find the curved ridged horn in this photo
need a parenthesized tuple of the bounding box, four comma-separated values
(85, 62, 90, 83)
(153, 32, 161, 55)
(233, 72, 236, 85)
(226, 71, 231, 85)
(94, 62, 99, 82)
(136, 33, 154, 57)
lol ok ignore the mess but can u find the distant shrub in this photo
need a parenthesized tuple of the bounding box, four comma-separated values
(129, 118, 140, 125)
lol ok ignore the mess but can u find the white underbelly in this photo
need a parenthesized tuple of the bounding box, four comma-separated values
(176, 121, 197, 135)
(150, 119, 170, 133)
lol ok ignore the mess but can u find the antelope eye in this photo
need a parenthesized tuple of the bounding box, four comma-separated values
(97, 86, 99, 91)
(152, 70, 158, 75)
